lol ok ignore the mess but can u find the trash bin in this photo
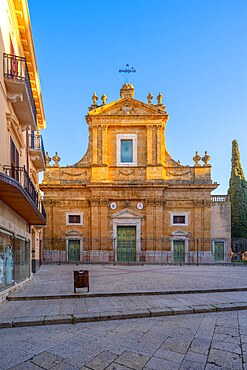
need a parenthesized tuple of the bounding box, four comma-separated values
(74, 270, 89, 293)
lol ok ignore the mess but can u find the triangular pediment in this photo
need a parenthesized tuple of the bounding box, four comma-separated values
(111, 208, 144, 219)
(88, 97, 168, 116)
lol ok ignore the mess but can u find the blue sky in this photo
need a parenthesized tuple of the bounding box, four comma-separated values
(29, 0, 247, 194)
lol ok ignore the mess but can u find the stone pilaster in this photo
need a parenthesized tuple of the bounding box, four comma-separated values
(99, 199, 108, 250)
(147, 126, 153, 165)
(90, 198, 100, 250)
(155, 199, 163, 250)
(157, 125, 162, 164)
(92, 126, 98, 165)
(146, 199, 155, 249)
(102, 125, 108, 165)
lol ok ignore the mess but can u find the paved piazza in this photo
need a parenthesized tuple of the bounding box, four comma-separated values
(1, 265, 247, 369)
(8, 264, 247, 296)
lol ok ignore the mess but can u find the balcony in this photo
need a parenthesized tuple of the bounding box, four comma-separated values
(28, 131, 46, 171)
(3, 53, 37, 130)
(0, 166, 46, 225)
(211, 195, 230, 203)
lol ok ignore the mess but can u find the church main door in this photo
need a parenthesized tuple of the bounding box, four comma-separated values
(117, 226, 136, 262)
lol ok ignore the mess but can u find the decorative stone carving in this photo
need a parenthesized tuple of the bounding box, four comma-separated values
(7, 92, 23, 103)
(52, 152, 61, 167)
(193, 151, 201, 166)
(6, 113, 24, 152)
(147, 92, 153, 104)
(119, 168, 135, 176)
(123, 200, 132, 208)
(101, 94, 107, 105)
(45, 152, 51, 167)
(120, 83, 135, 98)
(92, 92, 98, 105)
(156, 92, 165, 109)
(61, 170, 87, 176)
(202, 151, 211, 166)
(167, 170, 192, 177)
(89, 92, 98, 111)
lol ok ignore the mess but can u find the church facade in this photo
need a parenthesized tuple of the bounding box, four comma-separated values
(41, 83, 231, 264)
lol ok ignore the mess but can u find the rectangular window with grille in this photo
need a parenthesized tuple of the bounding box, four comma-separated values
(173, 215, 186, 224)
(66, 213, 83, 225)
(68, 215, 81, 224)
(170, 213, 188, 226)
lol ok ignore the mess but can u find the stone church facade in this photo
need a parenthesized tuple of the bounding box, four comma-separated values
(41, 83, 231, 264)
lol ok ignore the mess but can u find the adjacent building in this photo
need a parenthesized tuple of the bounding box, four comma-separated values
(0, 0, 46, 300)
(41, 83, 231, 264)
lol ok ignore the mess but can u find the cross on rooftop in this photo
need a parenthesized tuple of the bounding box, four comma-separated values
(119, 64, 136, 83)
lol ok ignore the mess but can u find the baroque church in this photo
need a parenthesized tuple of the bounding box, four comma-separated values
(41, 83, 231, 264)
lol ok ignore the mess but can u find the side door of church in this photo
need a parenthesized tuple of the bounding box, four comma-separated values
(173, 240, 186, 263)
(68, 240, 80, 262)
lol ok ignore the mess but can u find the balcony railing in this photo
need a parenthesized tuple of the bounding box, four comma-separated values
(29, 131, 46, 168)
(3, 165, 39, 207)
(211, 195, 230, 203)
(3, 53, 37, 126)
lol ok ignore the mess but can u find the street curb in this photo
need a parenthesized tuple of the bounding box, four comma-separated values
(1, 304, 247, 328)
(7, 286, 247, 301)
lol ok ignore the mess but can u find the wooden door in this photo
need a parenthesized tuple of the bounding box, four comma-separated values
(117, 226, 136, 262)
(68, 240, 80, 262)
(173, 240, 185, 263)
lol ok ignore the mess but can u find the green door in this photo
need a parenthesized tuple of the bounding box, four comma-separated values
(117, 226, 136, 262)
(173, 240, 185, 263)
(214, 241, 225, 261)
(68, 240, 80, 262)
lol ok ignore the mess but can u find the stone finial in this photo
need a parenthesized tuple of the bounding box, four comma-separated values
(147, 92, 153, 104)
(45, 151, 51, 167)
(156, 92, 165, 109)
(89, 92, 98, 111)
(101, 94, 107, 105)
(157, 92, 163, 104)
(52, 152, 61, 167)
(92, 92, 98, 105)
(193, 151, 201, 166)
(120, 83, 135, 98)
(202, 151, 211, 166)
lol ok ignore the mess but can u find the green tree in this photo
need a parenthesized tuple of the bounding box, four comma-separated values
(229, 140, 247, 238)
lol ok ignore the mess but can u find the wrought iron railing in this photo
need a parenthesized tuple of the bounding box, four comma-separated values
(29, 131, 46, 164)
(42, 237, 232, 265)
(3, 53, 37, 125)
(3, 165, 39, 207)
(38, 200, 46, 220)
